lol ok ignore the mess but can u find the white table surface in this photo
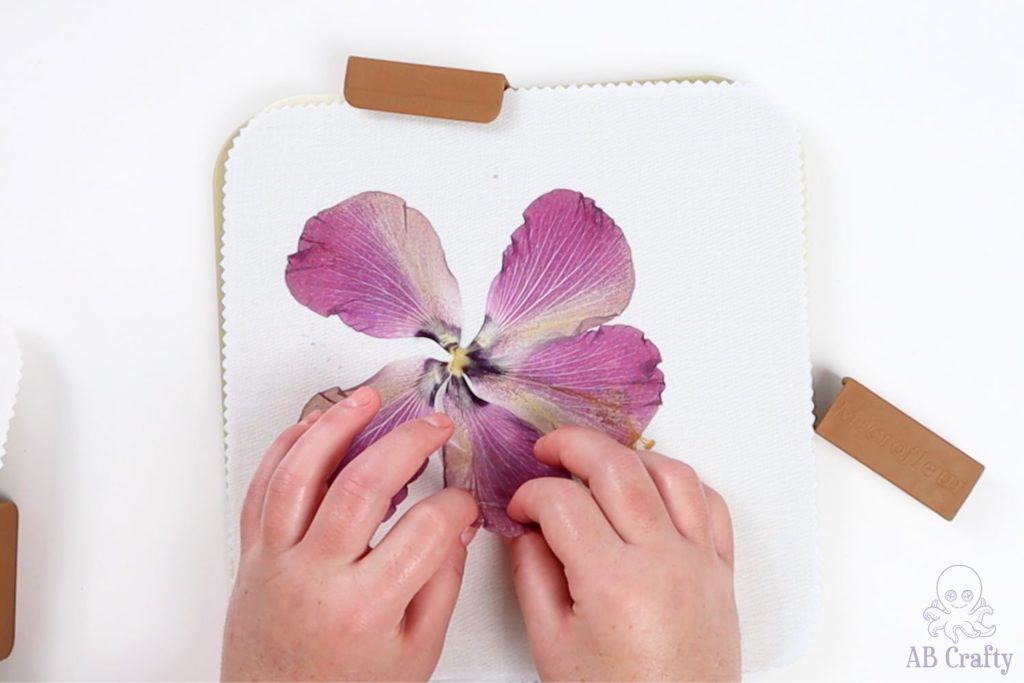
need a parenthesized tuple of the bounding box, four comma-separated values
(1, 1, 1022, 680)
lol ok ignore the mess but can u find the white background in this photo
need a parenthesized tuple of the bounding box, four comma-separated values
(1, 1, 1021, 680)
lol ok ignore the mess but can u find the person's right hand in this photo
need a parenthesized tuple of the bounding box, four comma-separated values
(506, 426, 740, 682)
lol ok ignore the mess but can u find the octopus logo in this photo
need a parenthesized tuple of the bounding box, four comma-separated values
(923, 565, 996, 643)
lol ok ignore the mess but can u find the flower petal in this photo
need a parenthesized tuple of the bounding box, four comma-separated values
(286, 192, 462, 348)
(443, 377, 568, 537)
(302, 356, 448, 514)
(467, 325, 664, 446)
(471, 189, 634, 361)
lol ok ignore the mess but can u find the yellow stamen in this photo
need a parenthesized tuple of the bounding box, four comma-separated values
(448, 346, 470, 376)
(636, 436, 655, 450)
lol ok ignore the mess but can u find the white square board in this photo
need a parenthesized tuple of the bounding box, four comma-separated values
(221, 81, 816, 677)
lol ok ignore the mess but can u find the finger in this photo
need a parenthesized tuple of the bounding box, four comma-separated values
(239, 411, 321, 552)
(507, 531, 572, 640)
(703, 484, 735, 566)
(637, 451, 713, 547)
(361, 487, 478, 612)
(261, 387, 379, 551)
(533, 426, 674, 543)
(304, 412, 455, 559)
(403, 537, 469, 644)
(507, 477, 621, 575)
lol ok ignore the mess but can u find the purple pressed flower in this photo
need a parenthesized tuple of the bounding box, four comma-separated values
(285, 189, 665, 537)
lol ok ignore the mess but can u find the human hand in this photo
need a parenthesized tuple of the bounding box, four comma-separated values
(506, 427, 740, 682)
(221, 387, 478, 682)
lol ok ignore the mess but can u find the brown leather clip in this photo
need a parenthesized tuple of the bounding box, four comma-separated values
(0, 499, 16, 660)
(816, 378, 983, 520)
(343, 56, 508, 123)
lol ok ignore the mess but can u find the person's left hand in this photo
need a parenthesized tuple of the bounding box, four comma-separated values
(221, 387, 479, 682)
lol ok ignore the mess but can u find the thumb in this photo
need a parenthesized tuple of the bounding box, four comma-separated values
(403, 531, 473, 645)
(507, 531, 572, 639)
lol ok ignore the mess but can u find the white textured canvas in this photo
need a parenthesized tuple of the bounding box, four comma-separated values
(0, 317, 20, 469)
(221, 81, 816, 678)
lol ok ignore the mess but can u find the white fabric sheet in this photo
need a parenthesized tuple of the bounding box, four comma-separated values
(221, 81, 817, 678)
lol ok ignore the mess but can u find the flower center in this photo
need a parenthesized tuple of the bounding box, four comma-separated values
(447, 346, 471, 376)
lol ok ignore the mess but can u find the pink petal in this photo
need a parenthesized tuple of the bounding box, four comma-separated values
(471, 189, 634, 362)
(443, 377, 569, 537)
(344, 357, 446, 460)
(286, 192, 462, 348)
(467, 325, 664, 447)
(317, 357, 447, 514)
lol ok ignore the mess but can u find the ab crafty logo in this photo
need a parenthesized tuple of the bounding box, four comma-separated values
(906, 565, 1013, 676)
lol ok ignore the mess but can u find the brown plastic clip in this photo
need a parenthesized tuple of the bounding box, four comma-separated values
(815, 378, 983, 520)
(343, 56, 508, 123)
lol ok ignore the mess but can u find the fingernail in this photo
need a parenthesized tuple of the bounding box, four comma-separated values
(460, 525, 478, 546)
(300, 410, 322, 425)
(424, 412, 451, 429)
(342, 386, 372, 408)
